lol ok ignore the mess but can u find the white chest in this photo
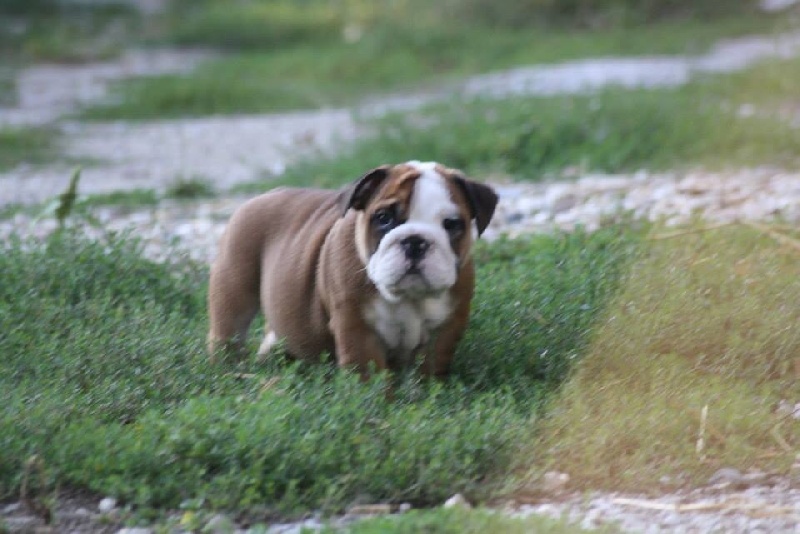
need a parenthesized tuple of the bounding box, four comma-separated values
(364, 294, 453, 357)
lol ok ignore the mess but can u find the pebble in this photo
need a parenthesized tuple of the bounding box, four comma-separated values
(98, 496, 117, 512)
(443, 493, 472, 509)
(205, 513, 236, 533)
(708, 467, 744, 485)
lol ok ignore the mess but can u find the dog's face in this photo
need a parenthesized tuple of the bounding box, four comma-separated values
(345, 161, 498, 302)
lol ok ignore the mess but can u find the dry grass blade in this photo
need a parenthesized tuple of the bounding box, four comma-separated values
(696, 404, 708, 457)
(612, 497, 800, 517)
(742, 221, 800, 253)
(648, 221, 737, 240)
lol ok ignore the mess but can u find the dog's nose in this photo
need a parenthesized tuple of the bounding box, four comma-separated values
(401, 235, 430, 261)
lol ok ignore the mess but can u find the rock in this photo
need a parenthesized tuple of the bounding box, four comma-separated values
(398, 502, 412, 513)
(98, 497, 118, 513)
(541, 471, 570, 493)
(777, 400, 800, 419)
(505, 212, 524, 224)
(443, 493, 471, 509)
(550, 193, 579, 214)
(204, 513, 236, 533)
(4, 516, 41, 531)
(2, 502, 22, 514)
(760, 0, 800, 12)
(708, 467, 743, 486)
(346, 504, 393, 516)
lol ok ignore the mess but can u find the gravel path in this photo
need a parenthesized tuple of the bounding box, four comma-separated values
(1, 29, 800, 534)
(3, 167, 799, 266)
(3, 30, 800, 205)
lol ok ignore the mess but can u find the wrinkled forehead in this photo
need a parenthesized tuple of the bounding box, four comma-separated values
(372, 161, 465, 221)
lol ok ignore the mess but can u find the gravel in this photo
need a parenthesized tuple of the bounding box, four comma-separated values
(512, 473, 800, 533)
(3, 167, 798, 266)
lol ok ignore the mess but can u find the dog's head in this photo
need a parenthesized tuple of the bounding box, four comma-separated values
(343, 161, 498, 302)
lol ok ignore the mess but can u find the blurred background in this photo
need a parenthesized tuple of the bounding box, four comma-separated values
(1, 0, 799, 202)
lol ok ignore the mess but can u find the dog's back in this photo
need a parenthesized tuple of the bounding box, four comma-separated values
(207, 187, 344, 360)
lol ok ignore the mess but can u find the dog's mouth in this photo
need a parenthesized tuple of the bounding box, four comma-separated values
(386, 268, 444, 299)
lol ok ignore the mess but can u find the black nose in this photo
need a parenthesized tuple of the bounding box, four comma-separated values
(401, 235, 430, 261)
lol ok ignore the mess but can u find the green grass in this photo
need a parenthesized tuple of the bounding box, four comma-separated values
(0, 68, 15, 106)
(233, 76, 800, 195)
(0, 126, 58, 171)
(340, 507, 610, 533)
(78, 15, 780, 120)
(165, 175, 216, 200)
(161, 0, 763, 51)
(0, 224, 638, 516)
(0, 1, 140, 63)
(710, 55, 800, 114)
(527, 224, 800, 492)
(78, 189, 161, 210)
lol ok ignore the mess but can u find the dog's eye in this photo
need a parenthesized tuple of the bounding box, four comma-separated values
(372, 208, 396, 231)
(443, 217, 466, 233)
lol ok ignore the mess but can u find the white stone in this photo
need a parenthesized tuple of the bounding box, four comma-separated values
(98, 497, 117, 512)
(443, 493, 471, 509)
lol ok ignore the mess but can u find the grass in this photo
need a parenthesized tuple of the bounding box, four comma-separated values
(0, 1, 140, 63)
(0, 126, 58, 171)
(0, 224, 638, 516)
(165, 175, 216, 200)
(78, 189, 161, 210)
(78, 14, 781, 120)
(0, 68, 15, 106)
(340, 507, 610, 533)
(525, 223, 800, 492)
(711, 55, 800, 116)
(233, 74, 800, 195)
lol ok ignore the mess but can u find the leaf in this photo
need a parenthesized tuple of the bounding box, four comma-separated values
(55, 168, 82, 227)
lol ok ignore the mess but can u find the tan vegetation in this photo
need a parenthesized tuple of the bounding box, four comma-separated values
(528, 222, 800, 492)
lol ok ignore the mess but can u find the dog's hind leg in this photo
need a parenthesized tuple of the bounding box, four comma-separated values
(207, 259, 261, 363)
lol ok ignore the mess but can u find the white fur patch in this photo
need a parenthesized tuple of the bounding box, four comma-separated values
(257, 330, 278, 357)
(406, 161, 461, 225)
(364, 293, 452, 359)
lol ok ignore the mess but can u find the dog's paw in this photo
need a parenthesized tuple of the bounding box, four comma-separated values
(257, 331, 278, 360)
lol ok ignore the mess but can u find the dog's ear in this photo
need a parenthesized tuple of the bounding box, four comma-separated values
(452, 173, 499, 236)
(342, 165, 391, 215)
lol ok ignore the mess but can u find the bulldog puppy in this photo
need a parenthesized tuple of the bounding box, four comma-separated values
(207, 161, 497, 377)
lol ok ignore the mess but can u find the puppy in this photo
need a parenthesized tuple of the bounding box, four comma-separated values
(207, 161, 497, 377)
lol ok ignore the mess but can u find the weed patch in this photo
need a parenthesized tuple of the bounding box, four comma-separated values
(165, 175, 216, 200)
(528, 224, 800, 491)
(0, 126, 58, 171)
(0, 1, 139, 62)
(342, 507, 604, 533)
(0, 224, 637, 514)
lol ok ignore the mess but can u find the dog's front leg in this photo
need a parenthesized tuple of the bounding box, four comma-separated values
(329, 315, 387, 380)
(421, 297, 471, 378)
